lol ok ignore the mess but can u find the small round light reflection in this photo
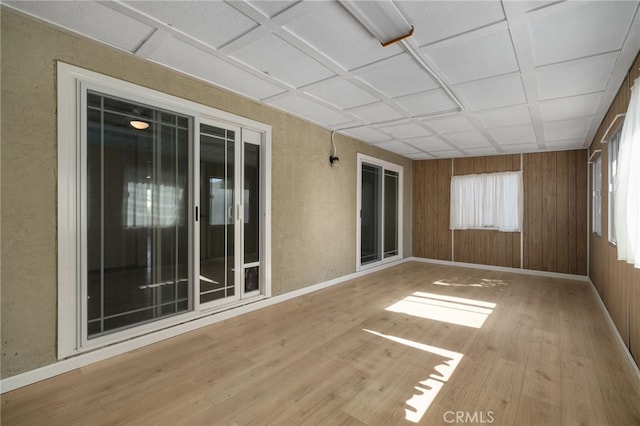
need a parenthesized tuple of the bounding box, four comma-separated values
(130, 120, 150, 130)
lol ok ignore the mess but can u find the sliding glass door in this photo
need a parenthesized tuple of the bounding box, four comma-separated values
(197, 121, 263, 308)
(357, 154, 403, 270)
(86, 92, 190, 337)
(83, 95, 264, 339)
(58, 63, 272, 356)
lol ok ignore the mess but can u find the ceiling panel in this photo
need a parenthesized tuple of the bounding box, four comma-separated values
(123, 1, 258, 49)
(348, 103, 405, 123)
(150, 37, 285, 100)
(455, 73, 527, 111)
(282, 1, 403, 71)
(543, 117, 593, 141)
(464, 146, 501, 156)
(267, 94, 353, 127)
(405, 136, 453, 152)
(394, 89, 459, 116)
(378, 122, 429, 139)
(536, 52, 618, 100)
(230, 32, 335, 88)
(423, 114, 475, 134)
(525, 2, 558, 13)
(529, 1, 638, 66)
(423, 28, 519, 84)
(303, 78, 378, 110)
(404, 152, 433, 160)
(5, 1, 154, 52)
(399, 1, 505, 46)
(431, 150, 468, 158)
(488, 124, 537, 145)
(249, 0, 300, 18)
(376, 140, 422, 155)
(446, 130, 491, 148)
(545, 139, 587, 150)
(501, 142, 541, 153)
(355, 54, 439, 98)
(539, 93, 602, 122)
(473, 105, 533, 128)
(339, 127, 391, 143)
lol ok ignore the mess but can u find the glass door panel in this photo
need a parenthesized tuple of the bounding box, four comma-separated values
(361, 163, 382, 265)
(243, 142, 260, 294)
(86, 92, 190, 338)
(384, 170, 399, 258)
(199, 124, 236, 304)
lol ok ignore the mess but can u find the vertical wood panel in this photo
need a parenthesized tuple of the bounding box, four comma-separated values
(413, 159, 451, 261)
(438, 159, 452, 260)
(524, 153, 543, 270)
(542, 152, 558, 272)
(567, 152, 577, 274)
(608, 247, 629, 346)
(556, 151, 569, 273)
(576, 150, 587, 275)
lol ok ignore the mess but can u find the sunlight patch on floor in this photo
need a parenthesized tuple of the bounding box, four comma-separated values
(385, 292, 496, 328)
(364, 329, 464, 423)
(433, 278, 508, 288)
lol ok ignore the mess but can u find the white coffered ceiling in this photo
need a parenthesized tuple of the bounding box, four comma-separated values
(6, 0, 640, 159)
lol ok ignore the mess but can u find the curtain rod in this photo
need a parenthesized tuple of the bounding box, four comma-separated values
(588, 149, 602, 164)
(600, 112, 626, 144)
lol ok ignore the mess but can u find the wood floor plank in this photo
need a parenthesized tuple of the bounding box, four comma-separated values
(2, 262, 640, 425)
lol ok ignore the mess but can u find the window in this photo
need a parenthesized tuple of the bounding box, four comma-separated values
(608, 126, 621, 244)
(449, 171, 523, 232)
(592, 155, 602, 236)
(58, 63, 271, 357)
(357, 154, 403, 270)
(615, 78, 640, 268)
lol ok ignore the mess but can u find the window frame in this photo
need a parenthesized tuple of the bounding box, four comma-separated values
(449, 171, 523, 232)
(608, 126, 622, 244)
(356, 153, 403, 271)
(592, 154, 602, 237)
(57, 62, 271, 358)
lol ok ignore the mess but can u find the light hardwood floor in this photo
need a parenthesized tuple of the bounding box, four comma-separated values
(2, 262, 640, 425)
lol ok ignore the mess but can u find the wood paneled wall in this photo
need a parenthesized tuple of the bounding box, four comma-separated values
(523, 150, 587, 275)
(588, 52, 640, 368)
(413, 151, 587, 274)
(413, 159, 451, 261)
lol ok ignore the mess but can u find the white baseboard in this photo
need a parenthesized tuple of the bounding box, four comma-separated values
(0, 257, 411, 394)
(409, 256, 590, 282)
(586, 279, 640, 389)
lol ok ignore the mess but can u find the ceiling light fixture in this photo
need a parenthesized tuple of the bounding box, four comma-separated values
(338, 0, 414, 47)
(130, 120, 149, 130)
(339, 0, 465, 113)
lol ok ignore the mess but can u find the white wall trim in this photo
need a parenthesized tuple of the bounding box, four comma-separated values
(0, 257, 411, 394)
(587, 279, 640, 388)
(410, 256, 590, 282)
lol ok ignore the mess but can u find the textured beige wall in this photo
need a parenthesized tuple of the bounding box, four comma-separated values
(0, 8, 412, 378)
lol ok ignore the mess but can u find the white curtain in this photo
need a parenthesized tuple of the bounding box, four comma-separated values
(614, 77, 640, 268)
(450, 171, 523, 232)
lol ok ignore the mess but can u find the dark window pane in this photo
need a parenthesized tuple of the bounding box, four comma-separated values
(87, 94, 191, 338)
